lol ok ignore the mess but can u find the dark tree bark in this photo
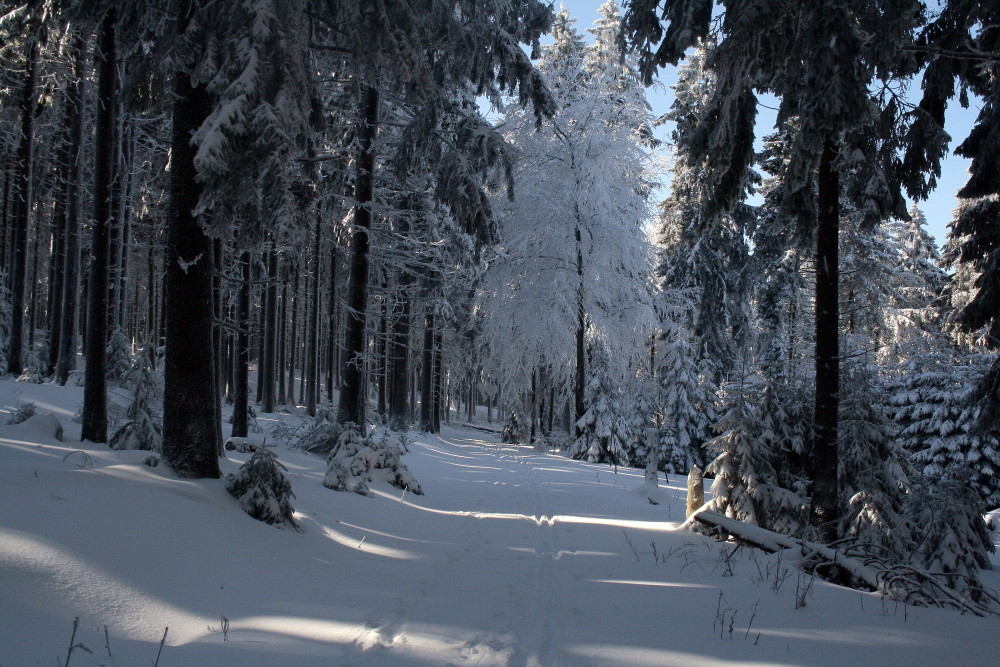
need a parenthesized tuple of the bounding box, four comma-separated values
(336, 84, 379, 426)
(81, 14, 117, 443)
(306, 209, 321, 416)
(161, 4, 221, 478)
(55, 37, 86, 386)
(387, 280, 414, 430)
(261, 247, 278, 412)
(46, 120, 69, 377)
(7, 39, 38, 377)
(326, 237, 338, 401)
(277, 278, 287, 405)
(809, 140, 841, 542)
(231, 251, 251, 438)
(420, 309, 435, 432)
(212, 236, 224, 451)
(574, 225, 586, 440)
(433, 325, 443, 431)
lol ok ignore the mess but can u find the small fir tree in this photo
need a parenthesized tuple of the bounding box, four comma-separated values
(109, 343, 163, 452)
(106, 328, 132, 387)
(226, 446, 299, 529)
(906, 474, 995, 603)
(570, 345, 633, 466)
(839, 357, 913, 557)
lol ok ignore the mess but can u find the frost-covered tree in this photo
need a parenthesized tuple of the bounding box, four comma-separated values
(705, 370, 809, 536)
(940, 198, 992, 350)
(479, 8, 655, 438)
(327, 0, 556, 427)
(891, 350, 1000, 509)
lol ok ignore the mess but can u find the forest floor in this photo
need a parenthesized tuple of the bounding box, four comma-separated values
(1, 377, 999, 666)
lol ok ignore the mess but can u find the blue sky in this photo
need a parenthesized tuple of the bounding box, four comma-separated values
(555, 0, 981, 248)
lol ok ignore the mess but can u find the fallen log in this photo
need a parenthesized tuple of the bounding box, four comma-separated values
(686, 509, 998, 616)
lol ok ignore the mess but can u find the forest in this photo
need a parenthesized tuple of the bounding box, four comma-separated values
(2, 0, 1000, 616)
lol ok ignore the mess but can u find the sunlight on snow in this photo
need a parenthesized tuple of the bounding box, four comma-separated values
(590, 578, 715, 589)
(316, 522, 422, 560)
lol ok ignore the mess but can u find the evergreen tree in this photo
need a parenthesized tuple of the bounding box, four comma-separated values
(109, 343, 163, 452)
(656, 37, 749, 381)
(839, 356, 913, 558)
(570, 343, 633, 466)
(655, 301, 715, 473)
(227, 447, 298, 529)
(624, 0, 922, 542)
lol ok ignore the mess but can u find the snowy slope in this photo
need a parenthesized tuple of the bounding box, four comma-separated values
(1, 379, 998, 666)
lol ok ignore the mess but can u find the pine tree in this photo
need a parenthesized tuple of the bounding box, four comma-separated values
(656, 37, 750, 381)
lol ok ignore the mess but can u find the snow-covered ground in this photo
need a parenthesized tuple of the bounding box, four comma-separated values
(1, 378, 998, 666)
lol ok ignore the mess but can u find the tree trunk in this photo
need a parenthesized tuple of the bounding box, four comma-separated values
(387, 284, 413, 430)
(420, 309, 435, 432)
(231, 251, 251, 438)
(306, 209, 321, 416)
(56, 35, 87, 386)
(212, 237, 224, 451)
(327, 236, 339, 401)
(433, 326, 443, 431)
(46, 131, 69, 377)
(336, 84, 379, 426)
(574, 220, 587, 440)
(161, 2, 221, 478)
(262, 247, 278, 412)
(7, 38, 38, 377)
(81, 14, 116, 443)
(809, 140, 841, 542)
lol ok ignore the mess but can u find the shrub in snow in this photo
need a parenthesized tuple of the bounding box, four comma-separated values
(226, 446, 298, 529)
(109, 344, 162, 451)
(323, 424, 423, 497)
(294, 407, 343, 455)
(2, 401, 36, 425)
(501, 412, 525, 444)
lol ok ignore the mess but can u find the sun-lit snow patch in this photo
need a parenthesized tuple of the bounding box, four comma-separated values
(313, 521, 422, 560)
(590, 578, 716, 589)
(566, 643, 781, 666)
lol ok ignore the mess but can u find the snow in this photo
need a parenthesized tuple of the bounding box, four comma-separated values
(2, 378, 999, 666)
